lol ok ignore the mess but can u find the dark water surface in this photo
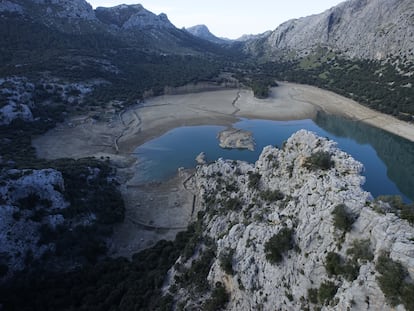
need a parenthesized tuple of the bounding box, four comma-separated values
(135, 112, 414, 202)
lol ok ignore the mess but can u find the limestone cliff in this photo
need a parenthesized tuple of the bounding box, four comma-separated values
(245, 0, 414, 61)
(164, 130, 414, 310)
(95, 4, 174, 30)
(185, 24, 228, 44)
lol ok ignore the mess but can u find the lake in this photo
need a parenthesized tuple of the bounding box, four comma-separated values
(135, 112, 414, 202)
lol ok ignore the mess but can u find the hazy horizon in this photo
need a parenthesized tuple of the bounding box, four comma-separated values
(87, 0, 345, 39)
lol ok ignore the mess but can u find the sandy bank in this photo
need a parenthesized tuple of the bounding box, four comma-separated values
(32, 82, 414, 161)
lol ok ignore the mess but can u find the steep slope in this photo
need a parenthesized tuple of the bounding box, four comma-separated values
(164, 130, 414, 310)
(185, 24, 229, 44)
(246, 0, 414, 61)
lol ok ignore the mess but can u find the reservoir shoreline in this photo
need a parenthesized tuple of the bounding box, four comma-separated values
(31, 82, 414, 256)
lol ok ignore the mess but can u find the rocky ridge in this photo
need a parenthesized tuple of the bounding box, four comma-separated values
(5, 0, 96, 20)
(95, 4, 174, 30)
(185, 24, 228, 44)
(246, 0, 414, 61)
(164, 130, 414, 310)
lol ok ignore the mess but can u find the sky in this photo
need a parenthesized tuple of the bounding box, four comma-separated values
(87, 0, 345, 39)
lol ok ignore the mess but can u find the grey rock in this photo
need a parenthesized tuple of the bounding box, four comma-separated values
(95, 4, 174, 30)
(185, 24, 228, 44)
(165, 130, 414, 311)
(246, 0, 414, 61)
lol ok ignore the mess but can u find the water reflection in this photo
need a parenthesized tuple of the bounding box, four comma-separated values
(135, 114, 414, 202)
(315, 112, 414, 201)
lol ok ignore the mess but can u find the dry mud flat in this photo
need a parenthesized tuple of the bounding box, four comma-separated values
(32, 82, 414, 256)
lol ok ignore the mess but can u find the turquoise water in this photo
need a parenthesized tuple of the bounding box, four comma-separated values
(135, 113, 414, 202)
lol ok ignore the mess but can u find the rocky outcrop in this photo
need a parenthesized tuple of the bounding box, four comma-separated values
(0, 77, 34, 125)
(11, 0, 96, 20)
(95, 4, 174, 30)
(165, 130, 414, 310)
(0, 169, 68, 276)
(0, 102, 33, 125)
(246, 0, 414, 61)
(185, 24, 228, 44)
(218, 128, 255, 151)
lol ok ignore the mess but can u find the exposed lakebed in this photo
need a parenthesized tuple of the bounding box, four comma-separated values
(135, 112, 414, 202)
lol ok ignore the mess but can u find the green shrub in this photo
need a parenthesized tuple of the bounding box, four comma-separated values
(219, 249, 234, 275)
(318, 281, 338, 305)
(376, 253, 406, 306)
(223, 198, 242, 211)
(324, 252, 360, 281)
(260, 189, 284, 202)
(264, 228, 295, 264)
(176, 248, 216, 293)
(347, 239, 374, 262)
(308, 288, 318, 304)
(203, 282, 229, 311)
(332, 204, 355, 232)
(376, 195, 414, 224)
(248, 172, 261, 189)
(402, 283, 414, 311)
(401, 206, 414, 224)
(325, 252, 342, 277)
(304, 151, 334, 171)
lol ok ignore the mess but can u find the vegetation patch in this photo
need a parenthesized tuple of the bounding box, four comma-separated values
(260, 189, 284, 202)
(203, 282, 229, 311)
(0, 233, 194, 311)
(176, 247, 216, 293)
(346, 239, 374, 262)
(248, 171, 262, 189)
(219, 248, 235, 275)
(304, 151, 334, 171)
(317, 281, 338, 306)
(376, 195, 414, 224)
(324, 252, 360, 281)
(332, 204, 356, 232)
(376, 252, 414, 309)
(264, 227, 295, 264)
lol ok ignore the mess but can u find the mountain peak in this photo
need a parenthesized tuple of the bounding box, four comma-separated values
(185, 24, 228, 44)
(95, 3, 174, 30)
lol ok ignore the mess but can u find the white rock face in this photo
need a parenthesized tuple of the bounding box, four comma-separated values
(95, 4, 174, 30)
(0, 169, 68, 275)
(185, 24, 227, 44)
(49, 0, 95, 20)
(247, 0, 414, 61)
(166, 130, 414, 311)
(0, 102, 33, 125)
(0, 77, 34, 125)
